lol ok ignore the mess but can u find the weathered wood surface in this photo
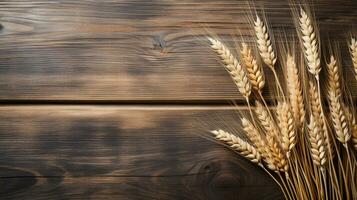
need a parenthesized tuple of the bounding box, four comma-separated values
(0, 0, 356, 100)
(0, 106, 282, 200)
(1, 1, 357, 199)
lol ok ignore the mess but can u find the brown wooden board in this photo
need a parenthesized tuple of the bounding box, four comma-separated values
(0, 106, 283, 200)
(0, 0, 356, 101)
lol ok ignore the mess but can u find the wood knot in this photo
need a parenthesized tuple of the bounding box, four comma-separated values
(204, 165, 211, 172)
(153, 34, 166, 53)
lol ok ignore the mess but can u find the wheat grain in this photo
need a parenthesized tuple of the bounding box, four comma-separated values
(309, 81, 328, 142)
(327, 56, 350, 144)
(307, 114, 327, 167)
(309, 81, 322, 118)
(299, 9, 321, 76)
(241, 117, 277, 171)
(254, 15, 277, 68)
(345, 105, 357, 150)
(211, 130, 261, 163)
(352, 125, 357, 150)
(327, 56, 341, 97)
(240, 42, 265, 92)
(277, 101, 296, 157)
(350, 37, 357, 80)
(208, 37, 251, 98)
(286, 54, 305, 129)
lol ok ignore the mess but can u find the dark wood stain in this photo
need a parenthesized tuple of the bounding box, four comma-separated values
(0, 0, 355, 100)
(0, 0, 356, 199)
(0, 106, 283, 199)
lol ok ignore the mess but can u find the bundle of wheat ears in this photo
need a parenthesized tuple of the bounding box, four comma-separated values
(207, 7, 357, 200)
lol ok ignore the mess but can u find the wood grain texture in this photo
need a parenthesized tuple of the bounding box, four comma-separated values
(0, 106, 283, 200)
(0, 0, 356, 100)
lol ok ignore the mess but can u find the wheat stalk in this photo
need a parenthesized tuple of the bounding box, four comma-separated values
(286, 54, 305, 129)
(327, 56, 350, 145)
(240, 42, 265, 93)
(277, 101, 296, 157)
(208, 37, 252, 98)
(241, 117, 277, 171)
(299, 9, 320, 76)
(206, 8, 357, 200)
(211, 130, 261, 164)
(350, 37, 357, 80)
(307, 114, 327, 167)
(254, 15, 277, 68)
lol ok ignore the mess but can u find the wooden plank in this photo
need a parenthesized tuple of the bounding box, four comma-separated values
(0, 0, 356, 101)
(0, 106, 283, 199)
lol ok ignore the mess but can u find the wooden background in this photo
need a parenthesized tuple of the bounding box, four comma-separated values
(0, 0, 356, 199)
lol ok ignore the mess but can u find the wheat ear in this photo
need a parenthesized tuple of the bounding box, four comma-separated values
(208, 38, 251, 98)
(350, 37, 357, 80)
(241, 118, 276, 171)
(254, 15, 277, 68)
(254, 102, 280, 140)
(277, 102, 296, 157)
(254, 102, 288, 171)
(308, 114, 327, 167)
(309, 81, 333, 159)
(266, 133, 289, 172)
(327, 56, 350, 145)
(211, 130, 261, 164)
(286, 54, 305, 129)
(299, 9, 321, 76)
(240, 42, 265, 93)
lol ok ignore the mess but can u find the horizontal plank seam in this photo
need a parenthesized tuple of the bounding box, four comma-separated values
(0, 99, 356, 107)
(0, 99, 248, 106)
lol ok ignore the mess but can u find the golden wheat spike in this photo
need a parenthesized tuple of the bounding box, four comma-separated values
(327, 56, 350, 145)
(211, 130, 261, 164)
(350, 37, 357, 80)
(208, 37, 252, 98)
(309, 82, 324, 135)
(299, 9, 321, 76)
(286, 54, 305, 129)
(240, 42, 265, 93)
(327, 56, 341, 97)
(266, 133, 289, 172)
(241, 118, 277, 171)
(307, 114, 327, 167)
(277, 102, 296, 157)
(309, 81, 335, 158)
(254, 102, 288, 171)
(254, 15, 277, 68)
(254, 101, 280, 139)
